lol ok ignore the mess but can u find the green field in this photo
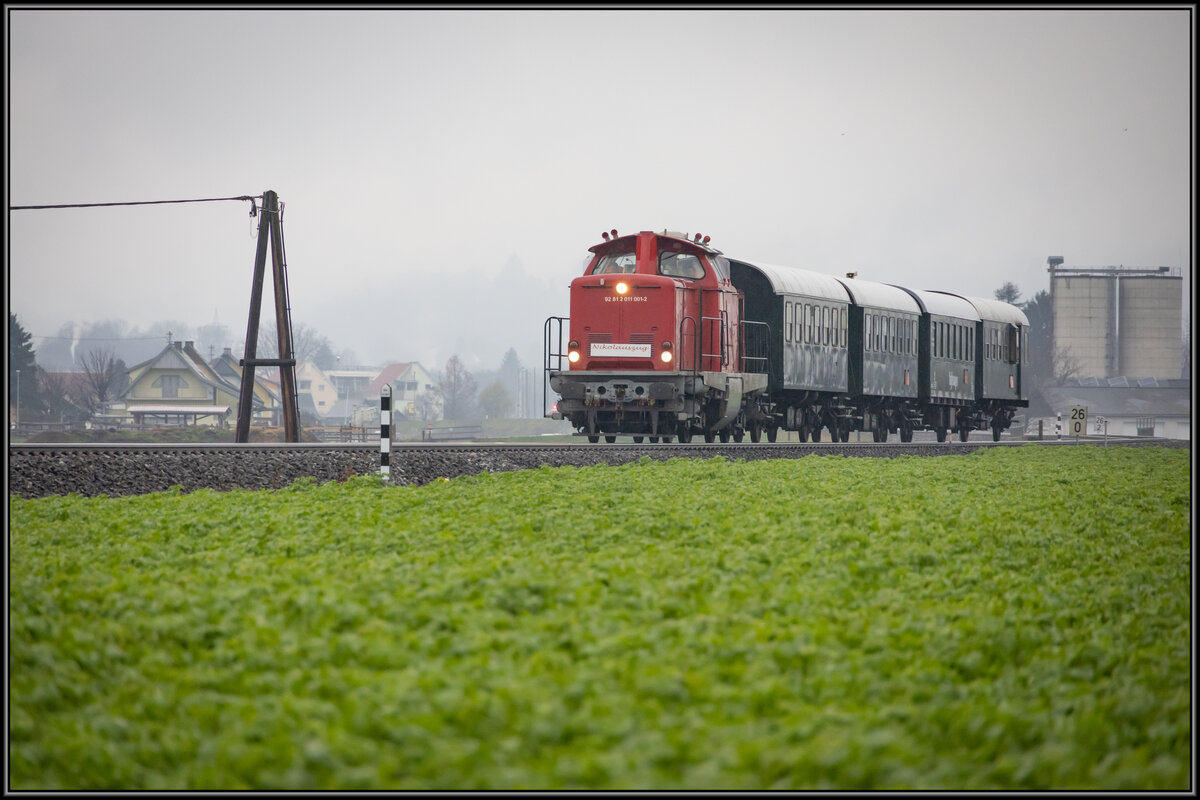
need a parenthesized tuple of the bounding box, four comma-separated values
(8, 446, 1191, 790)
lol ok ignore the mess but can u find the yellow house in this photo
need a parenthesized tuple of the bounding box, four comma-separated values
(211, 347, 282, 426)
(117, 340, 266, 427)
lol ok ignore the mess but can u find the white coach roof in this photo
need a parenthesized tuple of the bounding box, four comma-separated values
(835, 277, 922, 313)
(896, 287, 981, 320)
(931, 291, 1030, 326)
(733, 260, 852, 302)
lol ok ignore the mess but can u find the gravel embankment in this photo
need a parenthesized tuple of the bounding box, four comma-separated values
(7, 439, 1187, 499)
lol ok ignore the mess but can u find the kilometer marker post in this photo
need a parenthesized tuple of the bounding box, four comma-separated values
(380, 384, 391, 482)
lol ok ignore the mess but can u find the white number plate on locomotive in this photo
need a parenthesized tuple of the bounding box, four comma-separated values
(590, 343, 652, 358)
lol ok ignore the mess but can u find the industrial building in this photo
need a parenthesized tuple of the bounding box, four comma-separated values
(1037, 256, 1189, 440)
(1047, 256, 1183, 380)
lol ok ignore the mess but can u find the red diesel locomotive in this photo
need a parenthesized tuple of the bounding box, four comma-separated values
(545, 229, 770, 443)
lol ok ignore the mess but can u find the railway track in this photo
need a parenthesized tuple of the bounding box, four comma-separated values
(8, 437, 1184, 499)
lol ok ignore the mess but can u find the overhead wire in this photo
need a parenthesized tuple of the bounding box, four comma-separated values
(9, 194, 261, 211)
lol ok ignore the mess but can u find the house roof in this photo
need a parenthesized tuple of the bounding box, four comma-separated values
(123, 342, 260, 407)
(367, 363, 411, 395)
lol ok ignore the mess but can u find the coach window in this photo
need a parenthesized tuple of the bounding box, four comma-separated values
(659, 251, 705, 279)
(840, 308, 847, 348)
(804, 305, 812, 344)
(593, 252, 636, 274)
(784, 302, 791, 343)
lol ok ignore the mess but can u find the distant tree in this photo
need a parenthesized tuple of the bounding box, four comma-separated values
(994, 282, 1022, 305)
(1054, 346, 1082, 384)
(254, 321, 335, 368)
(441, 354, 478, 420)
(77, 348, 125, 416)
(10, 313, 43, 414)
(1018, 289, 1083, 412)
(479, 380, 513, 419)
(416, 387, 442, 421)
(37, 367, 89, 423)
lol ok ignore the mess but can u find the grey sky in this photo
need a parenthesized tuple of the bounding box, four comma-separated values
(7, 7, 1193, 374)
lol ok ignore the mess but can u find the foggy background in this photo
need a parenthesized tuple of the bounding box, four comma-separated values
(7, 8, 1192, 380)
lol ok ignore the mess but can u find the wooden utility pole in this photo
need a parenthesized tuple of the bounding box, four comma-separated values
(235, 190, 301, 442)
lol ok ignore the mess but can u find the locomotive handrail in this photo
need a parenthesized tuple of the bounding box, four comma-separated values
(543, 316, 569, 417)
(701, 313, 728, 371)
(678, 314, 700, 373)
(741, 319, 770, 374)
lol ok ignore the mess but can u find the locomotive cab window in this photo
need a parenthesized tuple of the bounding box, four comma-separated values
(593, 252, 636, 274)
(658, 251, 705, 279)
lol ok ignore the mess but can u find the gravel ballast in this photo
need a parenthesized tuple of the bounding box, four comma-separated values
(7, 439, 1187, 500)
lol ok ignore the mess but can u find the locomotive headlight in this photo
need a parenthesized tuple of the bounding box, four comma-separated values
(660, 341, 673, 363)
(568, 340, 581, 363)
(615, 281, 629, 295)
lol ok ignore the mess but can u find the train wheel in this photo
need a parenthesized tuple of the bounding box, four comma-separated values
(797, 425, 809, 442)
(991, 423, 1002, 441)
(935, 428, 947, 443)
(900, 427, 913, 443)
(704, 431, 716, 443)
(766, 426, 778, 443)
(677, 428, 693, 444)
(662, 436, 674, 444)
(811, 427, 821, 442)
(959, 427, 969, 442)
(588, 435, 600, 444)
(605, 435, 617, 444)
(719, 429, 730, 443)
(749, 423, 762, 443)
(633, 436, 644, 444)
(840, 426, 850, 442)
(649, 436, 659, 443)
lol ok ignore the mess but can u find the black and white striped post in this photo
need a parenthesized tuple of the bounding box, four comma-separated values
(1056, 412, 1061, 441)
(380, 384, 391, 482)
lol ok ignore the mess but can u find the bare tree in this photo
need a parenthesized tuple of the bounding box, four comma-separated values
(416, 387, 442, 421)
(440, 354, 478, 420)
(254, 322, 335, 369)
(1054, 346, 1082, 384)
(37, 368, 87, 421)
(77, 348, 123, 415)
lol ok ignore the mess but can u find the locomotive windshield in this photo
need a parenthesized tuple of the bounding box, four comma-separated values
(658, 251, 705, 279)
(593, 252, 636, 274)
